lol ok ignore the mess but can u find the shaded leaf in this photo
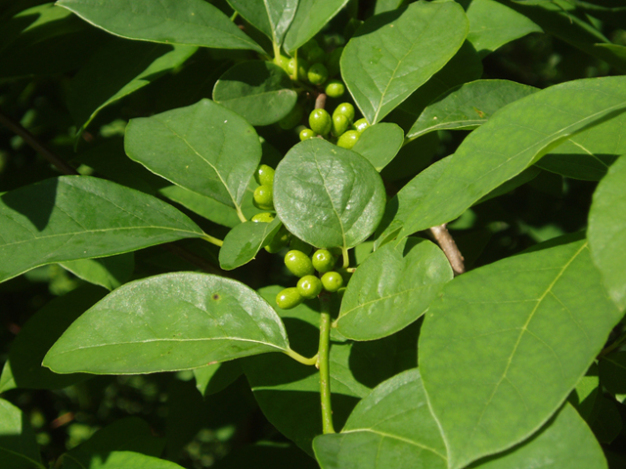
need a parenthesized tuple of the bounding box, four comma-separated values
(589, 396, 622, 445)
(213, 61, 298, 126)
(341, 1, 468, 123)
(283, 0, 349, 52)
(193, 361, 242, 398)
(588, 154, 626, 311)
(43, 273, 291, 374)
(212, 442, 319, 469)
(313, 370, 447, 469)
(337, 238, 452, 341)
(60, 254, 134, 291)
(125, 99, 261, 214)
(0, 176, 204, 283)
(351, 123, 404, 171)
(61, 451, 184, 469)
(56, 0, 264, 53)
(219, 219, 282, 270)
(419, 238, 622, 469)
(274, 139, 386, 249)
(0, 398, 42, 469)
(600, 351, 626, 395)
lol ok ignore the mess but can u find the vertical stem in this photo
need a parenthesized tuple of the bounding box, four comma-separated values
(341, 246, 349, 269)
(318, 292, 335, 434)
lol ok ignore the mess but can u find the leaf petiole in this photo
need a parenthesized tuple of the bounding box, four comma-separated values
(284, 349, 318, 366)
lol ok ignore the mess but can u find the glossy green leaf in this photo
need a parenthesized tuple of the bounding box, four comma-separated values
(219, 219, 282, 270)
(337, 238, 452, 341)
(351, 123, 404, 171)
(374, 0, 405, 15)
(6, 286, 105, 390)
(213, 61, 298, 126)
(43, 273, 291, 374)
(273, 139, 386, 249)
(61, 417, 164, 469)
(313, 369, 447, 469)
(341, 1, 468, 124)
(0, 176, 204, 283)
(419, 238, 622, 469)
(0, 398, 42, 469)
(283, 0, 349, 52)
(537, 113, 626, 181)
(600, 351, 626, 395)
(226, 0, 297, 45)
(56, 0, 264, 53)
(468, 403, 607, 469)
(60, 253, 134, 291)
(125, 99, 261, 213)
(193, 361, 242, 398)
(407, 80, 538, 140)
(67, 38, 196, 134)
(466, 0, 542, 59)
(61, 451, 184, 469)
(588, 154, 626, 311)
(396, 77, 626, 236)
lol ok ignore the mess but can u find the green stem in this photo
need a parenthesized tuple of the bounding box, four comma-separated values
(273, 41, 281, 61)
(230, 11, 238, 22)
(202, 233, 223, 247)
(284, 349, 318, 366)
(318, 292, 335, 434)
(341, 246, 350, 269)
(236, 204, 247, 223)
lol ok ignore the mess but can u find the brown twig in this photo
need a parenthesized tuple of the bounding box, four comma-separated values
(0, 110, 79, 176)
(430, 224, 465, 276)
(315, 92, 327, 110)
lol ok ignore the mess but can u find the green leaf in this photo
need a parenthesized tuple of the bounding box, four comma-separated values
(226, 0, 297, 45)
(537, 113, 626, 181)
(0, 398, 43, 469)
(283, 0, 349, 53)
(211, 442, 319, 469)
(600, 351, 626, 395)
(43, 273, 291, 374)
(589, 395, 622, 444)
(219, 219, 282, 270)
(125, 99, 261, 214)
(67, 38, 196, 134)
(407, 79, 538, 140)
(419, 238, 622, 469)
(588, 154, 626, 311)
(0, 362, 15, 394)
(213, 61, 298, 126)
(568, 364, 600, 423)
(273, 139, 386, 249)
(466, 0, 542, 59)
(61, 451, 185, 469)
(341, 1, 468, 124)
(468, 404, 607, 469)
(193, 361, 242, 398)
(56, 0, 264, 53)
(6, 286, 105, 390)
(351, 123, 404, 171)
(313, 369, 448, 469)
(337, 238, 452, 341)
(397, 76, 626, 236)
(0, 176, 204, 283)
(60, 253, 134, 291)
(61, 417, 164, 468)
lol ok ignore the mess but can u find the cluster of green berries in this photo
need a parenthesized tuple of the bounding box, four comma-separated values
(300, 102, 369, 150)
(276, 248, 344, 310)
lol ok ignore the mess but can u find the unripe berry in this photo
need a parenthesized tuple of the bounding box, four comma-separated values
(353, 118, 370, 134)
(333, 103, 355, 124)
(274, 54, 291, 74)
(299, 128, 316, 141)
(253, 184, 273, 210)
(255, 164, 275, 186)
(307, 46, 326, 64)
(287, 57, 309, 81)
(307, 63, 328, 85)
(337, 130, 360, 149)
(297, 275, 323, 299)
(312, 249, 336, 274)
(332, 114, 350, 137)
(321, 271, 344, 292)
(276, 287, 303, 309)
(325, 79, 345, 98)
(284, 250, 315, 277)
(309, 109, 332, 136)
(251, 212, 275, 223)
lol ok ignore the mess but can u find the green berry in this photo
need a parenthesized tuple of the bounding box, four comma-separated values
(255, 164, 275, 186)
(297, 275, 323, 299)
(278, 104, 304, 130)
(287, 57, 309, 81)
(333, 103, 355, 123)
(312, 249, 336, 274)
(332, 114, 350, 137)
(264, 226, 291, 253)
(290, 237, 313, 255)
(253, 184, 273, 210)
(337, 130, 360, 149)
(307, 63, 328, 85)
(284, 250, 315, 277)
(276, 287, 303, 310)
(353, 118, 370, 134)
(251, 212, 275, 223)
(326, 47, 343, 77)
(321, 271, 343, 292)
(299, 128, 316, 141)
(307, 46, 326, 64)
(309, 109, 332, 136)
(325, 79, 345, 98)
